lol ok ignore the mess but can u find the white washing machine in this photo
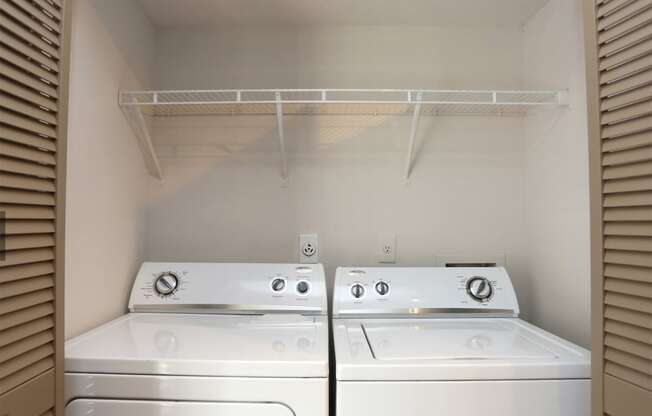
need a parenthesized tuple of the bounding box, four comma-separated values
(65, 262, 329, 416)
(332, 267, 590, 416)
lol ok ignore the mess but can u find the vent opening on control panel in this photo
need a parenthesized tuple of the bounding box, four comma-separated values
(444, 262, 497, 268)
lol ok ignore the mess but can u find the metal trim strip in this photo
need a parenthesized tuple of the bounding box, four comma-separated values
(130, 303, 326, 316)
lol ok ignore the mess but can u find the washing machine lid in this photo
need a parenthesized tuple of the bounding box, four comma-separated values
(333, 318, 590, 381)
(66, 313, 328, 378)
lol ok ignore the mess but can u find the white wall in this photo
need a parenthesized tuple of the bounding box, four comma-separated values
(147, 25, 536, 312)
(523, 0, 590, 347)
(65, 0, 155, 338)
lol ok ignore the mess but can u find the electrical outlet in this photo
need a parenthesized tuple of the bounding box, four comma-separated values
(378, 233, 396, 263)
(299, 233, 319, 264)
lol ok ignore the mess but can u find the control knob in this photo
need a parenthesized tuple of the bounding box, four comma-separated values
(271, 277, 286, 292)
(375, 281, 390, 296)
(466, 276, 493, 302)
(351, 283, 365, 299)
(154, 272, 179, 296)
(296, 280, 310, 295)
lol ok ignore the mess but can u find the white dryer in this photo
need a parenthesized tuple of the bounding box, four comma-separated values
(332, 267, 590, 416)
(65, 262, 329, 416)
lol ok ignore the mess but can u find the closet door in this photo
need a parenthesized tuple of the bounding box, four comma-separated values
(0, 0, 71, 415)
(584, 0, 652, 415)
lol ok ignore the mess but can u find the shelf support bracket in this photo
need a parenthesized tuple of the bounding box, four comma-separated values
(275, 92, 288, 182)
(120, 92, 163, 180)
(405, 92, 423, 181)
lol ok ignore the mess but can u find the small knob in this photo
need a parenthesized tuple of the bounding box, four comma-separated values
(466, 276, 493, 302)
(296, 280, 310, 295)
(154, 272, 179, 296)
(375, 281, 389, 296)
(271, 277, 286, 292)
(351, 283, 365, 299)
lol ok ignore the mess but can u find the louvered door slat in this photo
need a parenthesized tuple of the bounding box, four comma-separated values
(605, 263, 652, 281)
(0, 357, 53, 394)
(587, 0, 652, 411)
(0, 173, 57, 192)
(0, 263, 54, 284)
(0, 303, 53, 333)
(0, 206, 54, 220)
(604, 235, 652, 251)
(0, 45, 59, 86)
(604, 190, 652, 206)
(599, 0, 638, 18)
(605, 277, 652, 297)
(599, 7, 652, 44)
(3, 235, 55, 251)
(32, 0, 61, 21)
(604, 175, 652, 192)
(0, 250, 54, 269)
(606, 333, 652, 358)
(0, 31, 58, 73)
(0, 125, 56, 152)
(605, 347, 652, 377)
(0, 108, 56, 138)
(606, 319, 652, 344)
(0, 157, 56, 179)
(605, 305, 652, 329)
(0, 316, 54, 348)
(0, 0, 60, 46)
(2, 221, 56, 235)
(7, 0, 61, 35)
(599, 22, 652, 60)
(0, 13, 59, 59)
(0, 58, 59, 98)
(0, 330, 54, 364)
(0, 276, 54, 299)
(0, 141, 56, 165)
(603, 160, 652, 178)
(0, 1, 67, 413)
(601, 82, 652, 110)
(600, 52, 652, 84)
(604, 221, 652, 235)
(0, 78, 58, 112)
(602, 131, 652, 152)
(604, 206, 652, 220)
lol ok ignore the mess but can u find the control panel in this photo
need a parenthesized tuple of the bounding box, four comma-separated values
(332, 267, 519, 318)
(128, 262, 327, 315)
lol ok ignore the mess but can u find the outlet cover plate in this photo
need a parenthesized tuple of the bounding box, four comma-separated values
(378, 233, 396, 263)
(299, 233, 319, 264)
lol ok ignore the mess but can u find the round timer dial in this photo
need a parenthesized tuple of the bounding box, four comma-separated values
(154, 272, 179, 296)
(466, 276, 493, 302)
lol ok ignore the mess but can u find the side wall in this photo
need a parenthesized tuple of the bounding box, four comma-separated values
(523, 0, 591, 347)
(65, 0, 155, 338)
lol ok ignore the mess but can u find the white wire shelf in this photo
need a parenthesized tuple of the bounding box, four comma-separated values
(118, 88, 568, 182)
(120, 89, 567, 117)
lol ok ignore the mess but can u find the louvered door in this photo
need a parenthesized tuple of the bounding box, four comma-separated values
(0, 0, 70, 415)
(584, 0, 652, 415)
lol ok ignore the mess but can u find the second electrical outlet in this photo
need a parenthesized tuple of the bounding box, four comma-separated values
(299, 233, 319, 264)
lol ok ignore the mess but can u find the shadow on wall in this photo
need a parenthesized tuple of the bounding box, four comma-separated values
(89, 0, 155, 88)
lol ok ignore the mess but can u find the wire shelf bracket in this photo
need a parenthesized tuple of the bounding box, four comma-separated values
(120, 93, 162, 180)
(275, 92, 288, 183)
(118, 88, 569, 181)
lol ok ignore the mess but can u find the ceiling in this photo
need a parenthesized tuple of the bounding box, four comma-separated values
(136, 0, 550, 29)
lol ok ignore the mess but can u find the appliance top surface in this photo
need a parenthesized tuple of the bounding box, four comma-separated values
(333, 317, 590, 381)
(66, 312, 329, 378)
(129, 262, 327, 315)
(332, 267, 519, 318)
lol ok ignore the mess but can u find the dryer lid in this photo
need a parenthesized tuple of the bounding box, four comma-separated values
(65, 313, 329, 378)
